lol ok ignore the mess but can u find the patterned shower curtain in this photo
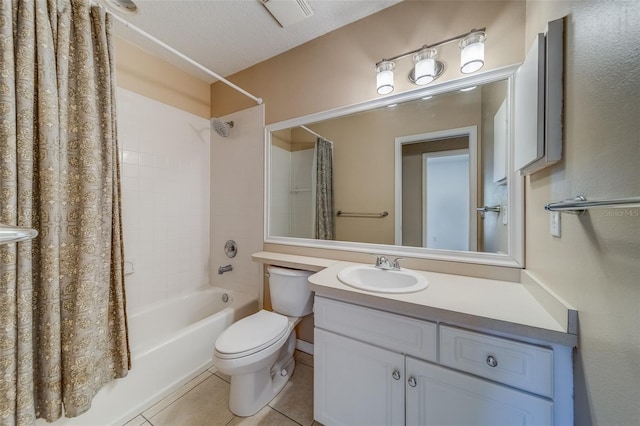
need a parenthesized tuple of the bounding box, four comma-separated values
(0, 1, 129, 424)
(314, 137, 335, 240)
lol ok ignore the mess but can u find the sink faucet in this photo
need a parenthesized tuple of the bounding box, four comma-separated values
(374, 256, 403, 271)
(375, 255, 392, 270)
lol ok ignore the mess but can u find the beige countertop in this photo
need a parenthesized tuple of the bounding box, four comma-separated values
(252, 251, 578, 347)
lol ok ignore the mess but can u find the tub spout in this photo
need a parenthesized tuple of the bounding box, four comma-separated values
(218, 264, 233, 274)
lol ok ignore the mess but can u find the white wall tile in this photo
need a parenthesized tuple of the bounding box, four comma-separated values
(117, 88, 210, 313)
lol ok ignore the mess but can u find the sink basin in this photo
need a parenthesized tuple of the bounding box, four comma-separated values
(337, 265, 429, 294)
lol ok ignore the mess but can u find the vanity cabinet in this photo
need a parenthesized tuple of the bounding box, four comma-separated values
(315, 329, 405, 425)
(314, 296, 564, 426)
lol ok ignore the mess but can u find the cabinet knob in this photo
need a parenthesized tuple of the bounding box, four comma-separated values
(486, 355, 498, 368)
(392, 369, 401, 380)
(408, 377, 417, 387)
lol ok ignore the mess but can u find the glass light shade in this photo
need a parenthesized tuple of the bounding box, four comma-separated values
(376, 61, 395, 95)
(459, 32, 486, 74)
(413, 49, 437, 85)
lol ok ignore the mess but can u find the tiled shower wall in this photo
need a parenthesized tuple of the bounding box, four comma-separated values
(117, 88, 211, 312)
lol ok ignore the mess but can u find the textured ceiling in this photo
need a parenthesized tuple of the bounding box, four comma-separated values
(106, 0, 403, 83)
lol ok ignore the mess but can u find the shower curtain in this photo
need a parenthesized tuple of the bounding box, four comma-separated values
(313, 137, 335, 240)
(0, 1, 129, 424)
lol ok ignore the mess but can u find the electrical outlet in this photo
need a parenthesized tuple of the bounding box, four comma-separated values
(550, 211, 561, 237)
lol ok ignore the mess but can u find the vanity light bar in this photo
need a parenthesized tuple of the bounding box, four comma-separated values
(376, 28, 487, 95)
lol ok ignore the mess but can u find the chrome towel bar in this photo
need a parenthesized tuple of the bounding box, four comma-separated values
(0, 223, 38, 245)
(476, 205, 501, 219)
(544, 196, 640, 215)
(337, 210, 389, 218)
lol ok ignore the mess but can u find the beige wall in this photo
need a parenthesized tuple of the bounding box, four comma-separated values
(115, 37, 210, 118)
(211, 1, 525, 124)
(524, 1, 640, 424)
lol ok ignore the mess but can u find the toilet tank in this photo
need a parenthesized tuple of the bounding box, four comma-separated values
(267, 266, 314, 317)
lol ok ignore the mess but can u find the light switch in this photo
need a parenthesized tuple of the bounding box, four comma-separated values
(550, 211, 561, 237)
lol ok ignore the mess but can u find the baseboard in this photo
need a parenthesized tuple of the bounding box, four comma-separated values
(295, 339, 314, 355)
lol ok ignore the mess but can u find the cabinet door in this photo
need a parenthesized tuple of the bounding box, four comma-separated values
(406, 357, 553, 426)
(315, 328, 405, 426)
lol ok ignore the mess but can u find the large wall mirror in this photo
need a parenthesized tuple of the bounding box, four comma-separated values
(265, 67, 523, 267)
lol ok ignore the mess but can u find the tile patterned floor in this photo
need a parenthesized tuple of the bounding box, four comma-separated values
(123, 351, 320, 426)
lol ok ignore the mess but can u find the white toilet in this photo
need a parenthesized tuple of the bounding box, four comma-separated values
(213, 265, 314, 417)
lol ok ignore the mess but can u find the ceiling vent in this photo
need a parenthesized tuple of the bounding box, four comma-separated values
(259, 0, 314, 28)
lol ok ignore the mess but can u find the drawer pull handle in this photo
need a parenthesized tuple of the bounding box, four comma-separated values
(408, 377, 417, 387)
(486, 355, 498, 368)
(392, 370, 401, 380)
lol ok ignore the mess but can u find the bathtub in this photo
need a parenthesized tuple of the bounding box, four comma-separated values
(41, 288, 258, 426)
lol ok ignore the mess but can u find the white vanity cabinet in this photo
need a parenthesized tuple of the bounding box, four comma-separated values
(315, 329, 405, 426)
(314, 296, 567, 426)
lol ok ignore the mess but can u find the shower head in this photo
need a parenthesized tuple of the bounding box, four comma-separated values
(211, 118, 234, 137)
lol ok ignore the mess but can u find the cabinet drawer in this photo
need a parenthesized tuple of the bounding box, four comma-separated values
(314, 296, 437, 362)
(440, 325, 554, 398)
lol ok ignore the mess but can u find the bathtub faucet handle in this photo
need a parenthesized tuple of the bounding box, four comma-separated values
(218, 264, 233, 275)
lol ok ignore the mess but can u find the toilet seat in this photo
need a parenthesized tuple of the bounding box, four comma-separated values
(215, 310, 289, 359)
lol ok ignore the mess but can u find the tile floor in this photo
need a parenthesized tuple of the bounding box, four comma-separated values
(123, 351, 320, 426)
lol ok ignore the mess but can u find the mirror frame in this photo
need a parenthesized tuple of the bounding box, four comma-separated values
(264, 65, 524, 268)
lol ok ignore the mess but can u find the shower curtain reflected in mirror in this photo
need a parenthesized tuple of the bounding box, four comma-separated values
(0, 1, 129, 424)
(312, 137, 335, 240)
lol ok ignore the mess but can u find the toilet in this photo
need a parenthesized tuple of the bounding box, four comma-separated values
(213, 265, 314, 417)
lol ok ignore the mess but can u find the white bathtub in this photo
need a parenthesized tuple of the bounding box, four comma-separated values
(41, 288, 258, 426)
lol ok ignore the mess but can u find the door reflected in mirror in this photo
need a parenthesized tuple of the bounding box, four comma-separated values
(267, 72, 519, 264)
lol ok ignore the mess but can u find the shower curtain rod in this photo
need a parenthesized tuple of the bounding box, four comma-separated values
(101, 6, 263, 105)
(301, 126, 332, 143)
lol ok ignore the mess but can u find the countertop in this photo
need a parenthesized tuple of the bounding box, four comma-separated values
(252, 251, 578, 347)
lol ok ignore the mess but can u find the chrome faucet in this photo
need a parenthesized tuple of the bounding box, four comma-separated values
(218, 264, 233, 274)
(391, 257, 403, 271)
(374, 256, 403, 271)
(375, 255, 392, 270)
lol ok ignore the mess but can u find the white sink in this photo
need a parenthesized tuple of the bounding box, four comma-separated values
(337, 265, 429, 294)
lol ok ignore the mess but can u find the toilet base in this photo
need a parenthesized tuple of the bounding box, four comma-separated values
(228, 331, 297, 417)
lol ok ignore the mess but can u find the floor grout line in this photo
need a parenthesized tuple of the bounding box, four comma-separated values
(268, 405, 306, 426)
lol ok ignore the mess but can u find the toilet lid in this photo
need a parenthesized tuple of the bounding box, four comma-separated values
(215, 310, 289, 359)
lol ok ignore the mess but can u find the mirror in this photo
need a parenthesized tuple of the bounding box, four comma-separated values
(266, 67, 523, 267)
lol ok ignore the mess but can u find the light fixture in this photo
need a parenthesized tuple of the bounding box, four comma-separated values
(412, 48, 438, 85)
(375, 27, 486, 95)
(376, 61, 395, 95)
(460, 85, 477, 92)
(459, 31, 486, 74)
